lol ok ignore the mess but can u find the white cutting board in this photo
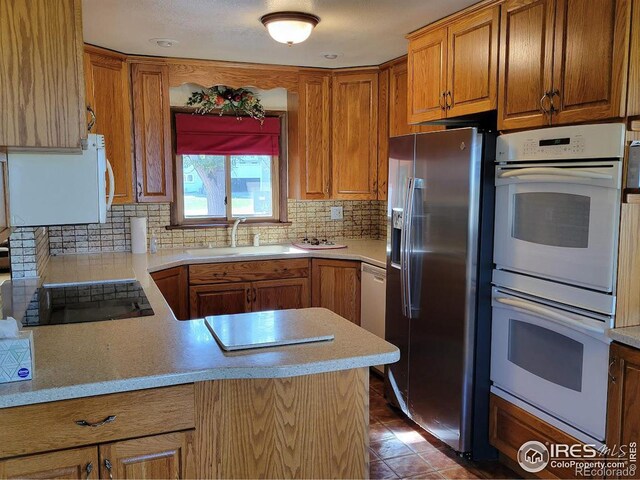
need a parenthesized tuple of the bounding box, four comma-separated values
(205, 311, 335, 351)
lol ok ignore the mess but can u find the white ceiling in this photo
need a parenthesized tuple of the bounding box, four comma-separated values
(82, 0, 478, 68)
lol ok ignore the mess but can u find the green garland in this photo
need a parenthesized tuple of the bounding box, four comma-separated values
(186, 86, 265, 123)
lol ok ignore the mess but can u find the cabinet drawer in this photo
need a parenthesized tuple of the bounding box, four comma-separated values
(0, 384, 194, 458)
(189, 259, 310, 284)
(489, 393, 586, 479)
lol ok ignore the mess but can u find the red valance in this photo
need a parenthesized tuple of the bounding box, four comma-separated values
(175, 114, 280, 156)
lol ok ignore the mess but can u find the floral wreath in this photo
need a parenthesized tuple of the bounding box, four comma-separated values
(186, 86, 265, 123)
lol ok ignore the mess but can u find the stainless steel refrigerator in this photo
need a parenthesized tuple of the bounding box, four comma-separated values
(384, 128, 495, 460)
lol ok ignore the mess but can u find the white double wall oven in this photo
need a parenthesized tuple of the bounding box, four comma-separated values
(490, 123, 626, 445)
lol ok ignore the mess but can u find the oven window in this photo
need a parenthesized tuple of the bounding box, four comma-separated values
(512, 192, 590, 248)
(508, 319, 583, 392)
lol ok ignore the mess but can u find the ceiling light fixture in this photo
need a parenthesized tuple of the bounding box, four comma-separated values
(260, 11, 320, 45)
(150, 38, 178, 48)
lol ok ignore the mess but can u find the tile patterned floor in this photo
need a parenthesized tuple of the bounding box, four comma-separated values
(369, 373, 521, 479)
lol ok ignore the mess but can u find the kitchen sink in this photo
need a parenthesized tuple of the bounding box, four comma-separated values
(185, 245, 307, 257)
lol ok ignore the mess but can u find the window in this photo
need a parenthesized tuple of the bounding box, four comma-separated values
(178, 154, 278, 221)
(173, 113, 285, 225)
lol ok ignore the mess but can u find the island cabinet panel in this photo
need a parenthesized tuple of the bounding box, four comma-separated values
(446, 5, 499, 117)
(0, 0, 86, 149)
(407, 27, 448, 123)
(131, 62, 173, 203)
(489, 394, 586, 479)
(551, 0, 631, 125)
(331, 71, 379, 200)
(0, 384, 195, 458)
(189, 259, 310, 285)
(151, 266, 189, 320)
(189, 283, 251, 318)
(311, 259, 361, 325)
(498, 0, 556, 130)
(194, 368, 369, 479)
(99, 431, 196, 480)
(288, 73, 332, 199)
(606, 342, 640, 472)
(252, 278, 310, 311)
(0, 446, 99, 479)
(84, 47, 134, 204)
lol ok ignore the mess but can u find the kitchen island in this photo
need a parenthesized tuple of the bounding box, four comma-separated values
(0, 242, 398, 478)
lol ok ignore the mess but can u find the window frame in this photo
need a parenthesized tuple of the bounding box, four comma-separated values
(170, 109, 289, 227)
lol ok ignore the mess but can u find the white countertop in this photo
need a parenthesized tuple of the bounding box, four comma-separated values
(609, 326, 640, 350)
(0, 240, 397, 409)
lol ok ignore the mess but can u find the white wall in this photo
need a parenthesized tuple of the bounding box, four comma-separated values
(169, 84, 288, 111)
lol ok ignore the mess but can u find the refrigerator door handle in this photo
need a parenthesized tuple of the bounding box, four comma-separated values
(400, 177, 413, 317)
(404, 177, 420, 319)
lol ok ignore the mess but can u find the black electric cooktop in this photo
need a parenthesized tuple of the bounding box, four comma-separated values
(21, 281, 154, 326)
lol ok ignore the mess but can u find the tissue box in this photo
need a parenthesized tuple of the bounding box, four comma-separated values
(0, 330, 33, 383)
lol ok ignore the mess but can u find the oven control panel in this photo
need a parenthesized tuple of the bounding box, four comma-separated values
(521, 136, 586, 157)
(497, 123, 625, 162)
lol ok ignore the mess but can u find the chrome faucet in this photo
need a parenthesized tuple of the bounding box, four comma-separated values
(230, 217, 246, 247)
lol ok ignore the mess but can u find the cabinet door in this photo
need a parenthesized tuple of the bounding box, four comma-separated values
(189, 283, 251, 318)
(99, 431, 195, 479)
(446, 6, 499, 117)
(84, 48, 134, 204)
(407, 27, 447, 123)
(331, 72, 379, 200)
(0, 446, 98, 479)
(311, 259, 361, 324)
(607, 342, 640, 478)
(289, 73, 331, 199)
(389, 60, 442, 137)
(551, 0, 631, 124)
(498, 0, 555, 130)
(252, 278, 310, 312)
(151, 266, 189, 320)
(0, 0, 85, 148)
(627, 0, 640, 117)
(131, 62, 173, 203)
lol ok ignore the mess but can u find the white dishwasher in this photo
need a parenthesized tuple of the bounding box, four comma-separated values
(360, 263, 387, 374)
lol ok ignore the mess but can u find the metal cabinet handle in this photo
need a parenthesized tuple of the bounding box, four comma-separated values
(253, 288, 257, 303)
(549, 88, 560, 113)
(85, 462, 93, 479)
(439, 92, 446, 110)
(75, 415, 117, 427)
(539, 92, 550, 115)
(87, 105, 96, 133)
(609, 357, 617, 384)
(137, 182, 143, 199)
(445, 91, 452, 110)
(246, 288, 252, 304)
(104, 459, 113, 480)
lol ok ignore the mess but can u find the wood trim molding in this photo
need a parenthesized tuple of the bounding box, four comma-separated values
(406, 0, 504, 40)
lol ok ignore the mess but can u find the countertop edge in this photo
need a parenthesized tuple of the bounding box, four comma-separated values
(608, 327, 640, 350)
(0, 350, 399, 409)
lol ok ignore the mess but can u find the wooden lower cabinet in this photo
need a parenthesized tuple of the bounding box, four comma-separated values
(311, 259, 361, 324)
(100, 431, 195, 479)
(0, 446, 98, 479)
(151, 266, 189, 320)
(489, 393, 587, 479)
(190, 282, 252, 318)
(252, 278, 310, 312)
(607, 342, 640, 480)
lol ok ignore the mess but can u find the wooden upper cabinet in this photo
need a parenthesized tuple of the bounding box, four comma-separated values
(288, 73, 332, 199)
(84, 47, 134, 204)
(551, 0, 631, 124)
(446, 6, 499, 117)
(498, 0, 556, 130)
(99, 431, 195, 479)
(131, 62, 173, 203)
(0, 0, 86, 149)
(0, 446, 98, 479)
(627, 0, 640, 118)
(407, 28, 448, 123)
(331, 71, 379, 200)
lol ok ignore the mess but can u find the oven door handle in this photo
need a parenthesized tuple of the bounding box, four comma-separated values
(494, 297, 606, 336)
(498, 167, 613, 180)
